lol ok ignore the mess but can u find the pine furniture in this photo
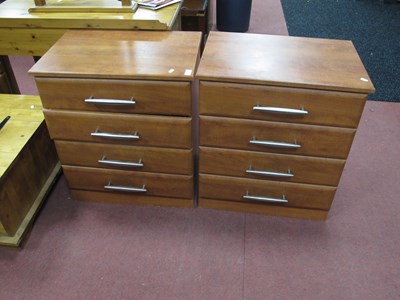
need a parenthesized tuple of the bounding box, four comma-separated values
(0, 94, 59, 246)
(0, 0, 183, 57)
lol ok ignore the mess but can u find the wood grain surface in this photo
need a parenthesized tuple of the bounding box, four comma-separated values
(200, 116, 356, 159)
(199, 81, 367, 128)
(199, 146, 345, 186)
(63, 165, 193, 199)
(71, 189, 194, 208)
(29, 30, 202, 80)
(197, 31, 375, 93)
(0, 0, 183, 55)
(44, 109, 192, 149)
(36, 77, 193, 116)
(56, 141, 193, 175)
(0, 122, 58, 236)
(199, 174, 336, 210)
(198, 198, 328, 220)
(0, 95, 44, 177)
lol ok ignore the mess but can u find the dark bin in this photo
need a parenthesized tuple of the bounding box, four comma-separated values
(217, 0, 252, 32)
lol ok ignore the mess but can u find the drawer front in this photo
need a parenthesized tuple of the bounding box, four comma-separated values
(200, 116, 355, 159)
(198, 199, 328, 220)
(199, 174, 336, 210)
(71, 190, 193, 207)
(36, 77, 192, 116)
(200, 81, 366, 128)
(45, 110, 192, 149)
(56, 141, 193, 175)
(199, 147, 345, 186)
(63, 166, 193, 199)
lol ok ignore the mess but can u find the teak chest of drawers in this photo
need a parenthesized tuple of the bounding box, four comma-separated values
(196, 32, 375, 220)
(30, 30, 202, 208)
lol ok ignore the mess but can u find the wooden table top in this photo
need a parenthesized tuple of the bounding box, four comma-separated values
(0, 0, 181, 30)
(0, 95, 44, 178)
(197, 32, 375, 94)
(0, 0, 183, 56)
(29, 30, 202, 81)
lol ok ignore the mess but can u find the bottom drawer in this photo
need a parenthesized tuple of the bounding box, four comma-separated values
(199, 174, 336, 210)
(63, 165, 193, 200)
(71, 189, 193, 208)
(198, 198, 328, 220)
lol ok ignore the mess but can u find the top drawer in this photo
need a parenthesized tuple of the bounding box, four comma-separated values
(35, 77, 192, 116)
(200, 81, 366, 128)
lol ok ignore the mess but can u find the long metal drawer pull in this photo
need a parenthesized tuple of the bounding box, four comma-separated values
(246, 168, 294, 178)
(253, 105, 308, 115)
(91, 130, 140, 140)
(84, 97, 136, 105)
(104, 182, 147, 193)
(98, 156, 143, 168)
(250, 137, 301, 149)
(243, 193, 288, 203)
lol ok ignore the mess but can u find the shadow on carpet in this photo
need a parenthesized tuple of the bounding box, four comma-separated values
(281, 0, 400, 102)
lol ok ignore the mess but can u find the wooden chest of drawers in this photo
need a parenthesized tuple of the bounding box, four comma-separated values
(196, 32, 375, 219)
(30, 30, 202, 208)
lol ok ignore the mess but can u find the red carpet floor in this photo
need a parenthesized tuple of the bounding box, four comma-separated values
(1, 1, 400, 299)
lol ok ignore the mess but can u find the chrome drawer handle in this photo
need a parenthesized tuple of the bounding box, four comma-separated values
(243, 192, 288, 203)
(91, 129, 139, 140)
(253, 105, 308, 115)
(104, 182, 147, 193)
(250, 137, 301, 149)
(84, 97, 136, 105)
(246, 167, 294, 178)
(98, 156, 143, 168)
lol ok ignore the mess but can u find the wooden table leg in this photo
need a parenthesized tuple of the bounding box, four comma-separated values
(0, 56, 20, 94)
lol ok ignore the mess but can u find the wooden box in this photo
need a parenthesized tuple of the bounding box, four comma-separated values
(0, 94, 59, 247)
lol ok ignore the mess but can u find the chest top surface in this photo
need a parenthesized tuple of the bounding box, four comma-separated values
(196, 31, 375, 94)
(29, 30, 202, 81)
